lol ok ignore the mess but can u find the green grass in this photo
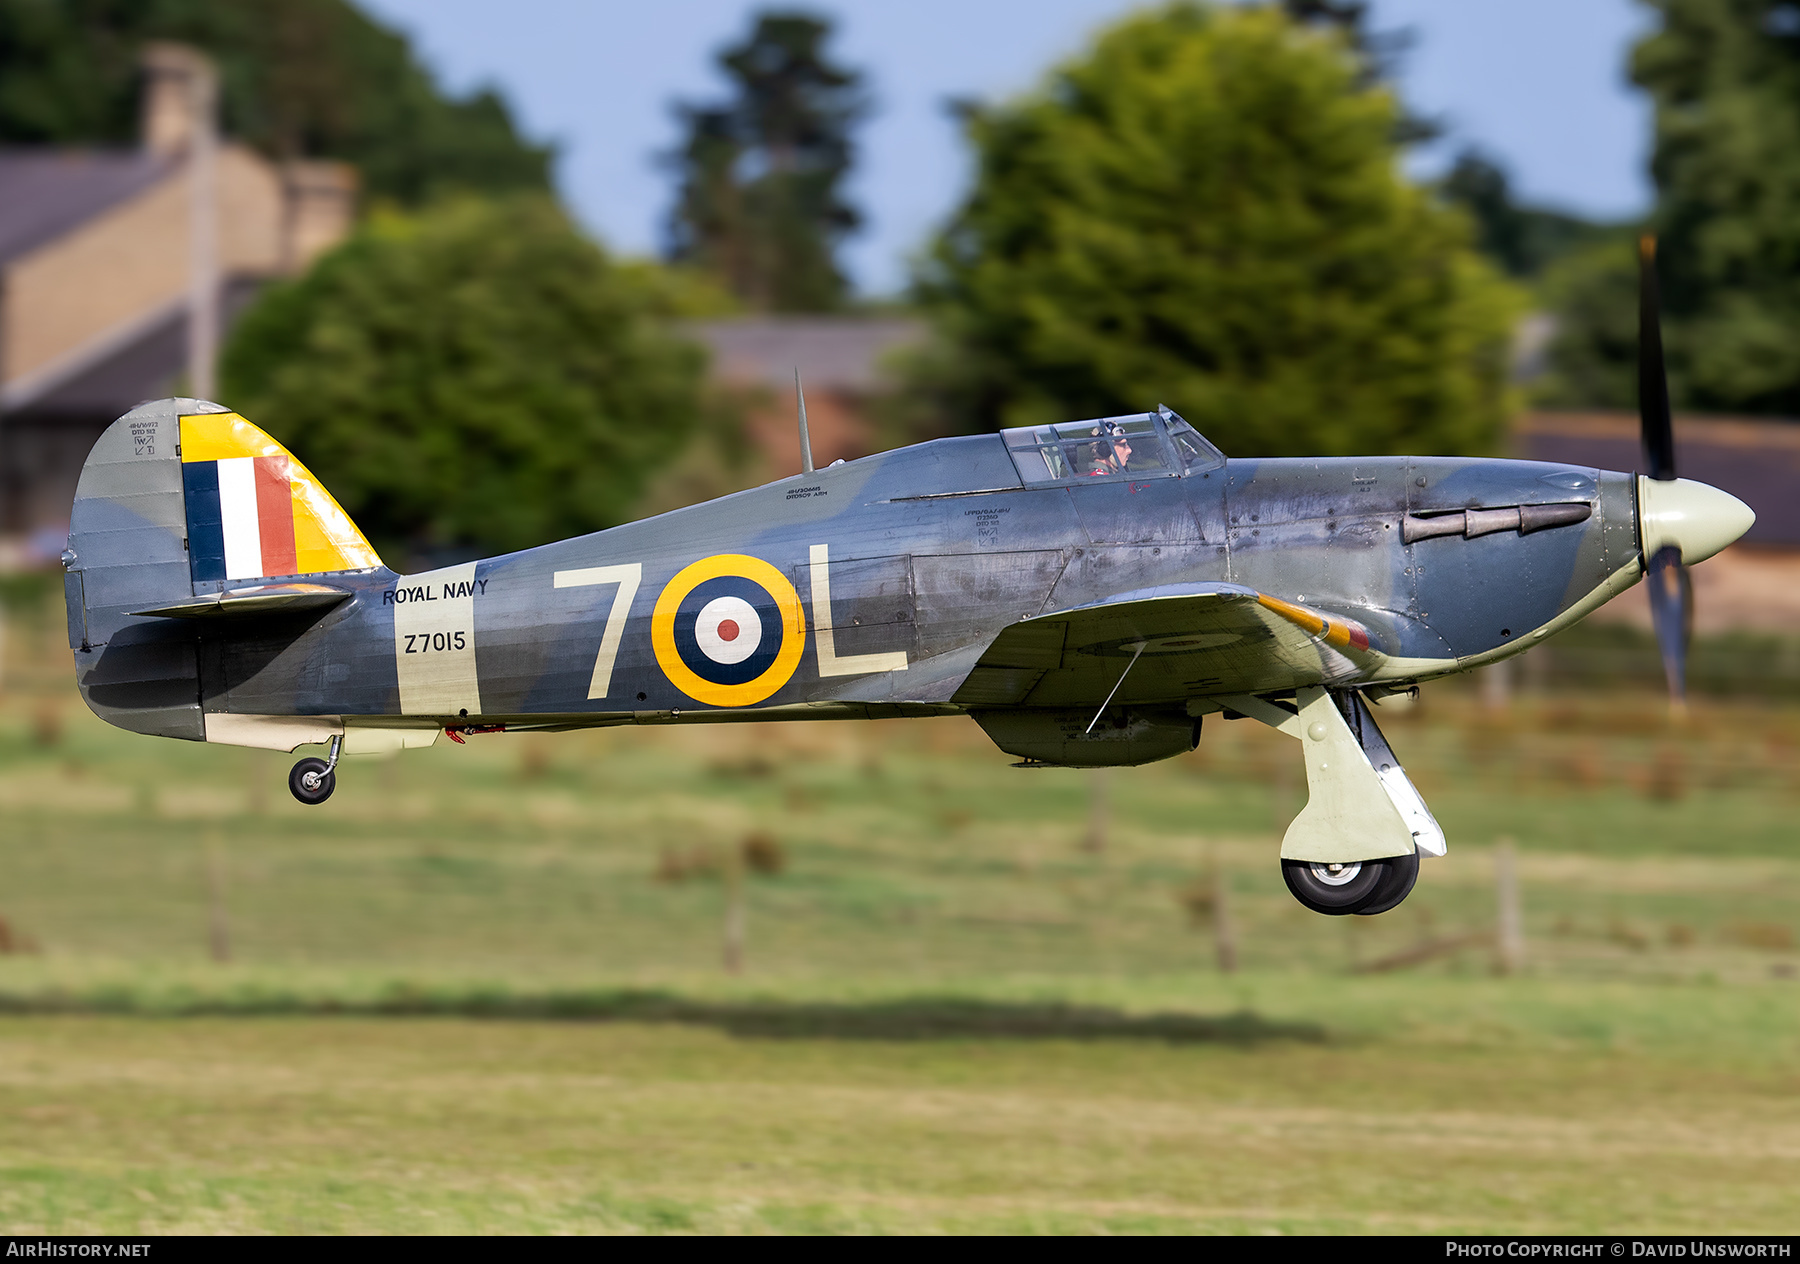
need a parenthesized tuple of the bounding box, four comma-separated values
(0, 593, 1797, 1233)
(1, 691, 1793, 981)
(1, 990, 1797, 1233)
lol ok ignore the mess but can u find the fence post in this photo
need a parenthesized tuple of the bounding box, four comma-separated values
(205, 829, 231, 964)
(722, 842, 746, 975)
(1482, 657, 1514, 711)
(1083, 769, 1110, 853)
(1495, 837, 1524, 975)
(1213, 863, 1238, 974)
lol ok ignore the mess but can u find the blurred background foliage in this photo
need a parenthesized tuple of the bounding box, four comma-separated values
(0, 0, 550, 203)
(900, 3, 1523, 456)
(219, 196, 735, 559)
(1535, 0, 1800, 414)
(10, 0, 1800, 540)
(663, 11, 867, 313)
(1436, 150, 1623, 282)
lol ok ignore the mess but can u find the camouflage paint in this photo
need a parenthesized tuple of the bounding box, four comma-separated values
(63, 397, 1643, 758)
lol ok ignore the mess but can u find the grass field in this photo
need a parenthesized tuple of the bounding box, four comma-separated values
(0, 586, 1796, 1233)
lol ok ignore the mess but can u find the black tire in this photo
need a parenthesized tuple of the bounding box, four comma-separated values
(1354, 850, 1420, 916)
(289, 757, 336, 805)
(1281, 857, 1385, 915)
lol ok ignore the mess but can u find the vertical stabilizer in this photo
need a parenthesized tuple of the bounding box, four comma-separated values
(175, 410, 379, 585)
(64, 398, 381, 740)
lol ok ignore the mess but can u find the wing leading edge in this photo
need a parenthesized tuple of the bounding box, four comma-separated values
(952, 583, 1382, 709)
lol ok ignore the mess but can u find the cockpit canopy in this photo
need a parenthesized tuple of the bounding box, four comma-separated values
(1000, 405, 1225, 486)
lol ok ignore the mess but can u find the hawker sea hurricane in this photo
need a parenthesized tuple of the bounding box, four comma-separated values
(61, 242, 1752, 917)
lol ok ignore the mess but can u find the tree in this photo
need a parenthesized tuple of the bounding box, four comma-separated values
(0, 0, 549, 204)
(1543, 0, 1800, 413)
(220, 197, 715, 557)
(1638, 0, 1800, 413)
(1530, 236, 1640, 410)
(908, 3, 1521, 458)
(1280, 0, 1438, 141)
(1439, 148, 1618, 279)
(665, 11, 866, 311)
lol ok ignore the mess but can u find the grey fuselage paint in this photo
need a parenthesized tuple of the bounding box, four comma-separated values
(63, 405, 1641, 750)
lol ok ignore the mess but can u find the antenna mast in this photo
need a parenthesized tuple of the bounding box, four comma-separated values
(795, 368, 815, 475)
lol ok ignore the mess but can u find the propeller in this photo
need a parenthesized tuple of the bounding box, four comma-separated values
(1637, 235, 1692, 707)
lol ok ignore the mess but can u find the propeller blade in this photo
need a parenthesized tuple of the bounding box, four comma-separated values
(1638, 235, 1677, 481)
(1645, 544, 1692, 704)
(1639, 234, 1691, 709)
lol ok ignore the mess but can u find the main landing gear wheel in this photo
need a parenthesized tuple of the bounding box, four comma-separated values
(1354, 850, 1419, 917)
(289, 757, 335, 805)
(1281, 853, 1417, 916)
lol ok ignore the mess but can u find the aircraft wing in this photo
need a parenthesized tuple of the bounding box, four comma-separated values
(952, 582, 1381, 708)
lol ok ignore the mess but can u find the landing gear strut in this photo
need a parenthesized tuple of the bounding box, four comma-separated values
(1218, 685, 1442, 919)
(1281, 851, 1418, 916)
(289, 733, 342, 806)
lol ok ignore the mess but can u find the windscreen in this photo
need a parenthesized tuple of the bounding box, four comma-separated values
(1159, 408, 1226, 473)
(1001, 415, 1172, 484)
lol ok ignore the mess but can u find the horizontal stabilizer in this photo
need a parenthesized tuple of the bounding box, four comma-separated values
(132, 582, 351, 620)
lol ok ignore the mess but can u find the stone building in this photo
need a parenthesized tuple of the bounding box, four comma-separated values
(0, 44, 354, 560)
(686, 315, 924, 474)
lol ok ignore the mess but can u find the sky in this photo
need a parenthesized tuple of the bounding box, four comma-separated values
(357, 0, 1657, 296)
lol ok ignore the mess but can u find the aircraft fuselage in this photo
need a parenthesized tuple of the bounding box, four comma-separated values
(156, 436, 1637, 742)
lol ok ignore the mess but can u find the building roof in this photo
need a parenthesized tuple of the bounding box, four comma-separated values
(0, 150, 173, 265)
(686, 317, 925, 392)
(1516, 411, 1800, 547)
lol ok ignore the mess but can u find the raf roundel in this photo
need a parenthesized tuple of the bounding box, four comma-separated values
(651, 554, 805, 706)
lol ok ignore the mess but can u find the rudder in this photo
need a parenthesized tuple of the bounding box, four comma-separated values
(175, 408, 379, 585)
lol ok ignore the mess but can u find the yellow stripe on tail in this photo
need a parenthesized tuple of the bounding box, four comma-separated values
(179, 412, 381, 575)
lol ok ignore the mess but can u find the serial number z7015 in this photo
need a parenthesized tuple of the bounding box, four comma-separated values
(403, 631, 468, 654)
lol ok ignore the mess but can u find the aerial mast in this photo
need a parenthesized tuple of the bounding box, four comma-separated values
(795, 367, 814, 475)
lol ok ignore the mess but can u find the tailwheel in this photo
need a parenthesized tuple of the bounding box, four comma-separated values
(1281, 853, 1417, 916)
(289, 757, 335, 805)
(288, 734, 342, 806)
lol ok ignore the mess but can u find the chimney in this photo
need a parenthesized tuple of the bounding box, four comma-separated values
(140, 43, 220, 398)
(280, 161, 360, 273)
(140, 43, 217, 154)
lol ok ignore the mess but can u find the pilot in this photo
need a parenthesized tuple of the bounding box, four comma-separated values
(1086, 422, 1132, 475)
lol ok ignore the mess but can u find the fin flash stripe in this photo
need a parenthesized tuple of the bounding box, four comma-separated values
(179, 413, 380, 582)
